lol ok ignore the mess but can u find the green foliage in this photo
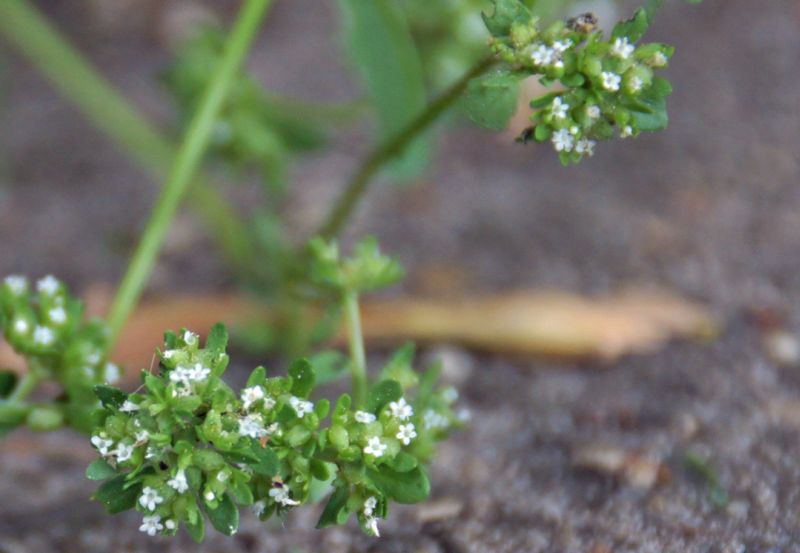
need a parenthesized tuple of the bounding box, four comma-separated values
(86, 330, 466, 539)
(307, 236, 404, 296)
(461, 69, 525, 130)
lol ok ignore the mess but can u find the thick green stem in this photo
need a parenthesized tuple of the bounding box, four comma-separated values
(0, 0, 255, 277)
(343, 291, 367, 408)
(106, 0, 273, 347)
(316, 56, 495, 239)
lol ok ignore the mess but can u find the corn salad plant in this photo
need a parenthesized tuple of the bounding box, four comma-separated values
(0, 0, 700, 541)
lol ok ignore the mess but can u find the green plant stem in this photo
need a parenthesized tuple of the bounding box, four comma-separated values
(7, 370, 41, 403)
(316, 55, 495, 240)
(343, 291, 367, 408)
(0, 0, 254, 277)
(106, 0, 273, 347)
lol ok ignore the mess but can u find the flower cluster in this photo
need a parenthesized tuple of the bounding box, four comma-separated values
(0, 275, 116, 432)
(484, 0, 675, 164)
(88, 328, 465, 540)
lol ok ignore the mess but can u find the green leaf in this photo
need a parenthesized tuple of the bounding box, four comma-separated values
(93, 385, 126, 409)
(387, 451, 418, 473)
(206, 493, 239, 536)
(185, 514, 205, 542)
(337, 0, 429, 178)
(461, 70, 523, 131)
(289, 358, 315, 398)
(0, 370, 17, 398)
(309, 351, 349, 386)
(246, 366, 267, 388)
(85, 459, 117, 481)
(612, 9, 651, 42)
(229, 479, 255, 505)
(365, 380, 402, 413)
(366, 465, 430, 504)
(94, 474, 141, 514)
(627, 81, 670, 131)
(249, 443, 280, 476)
(482, 0, 532, 37)
(206, 323, 228, 353)
(316, 485, 350, 528)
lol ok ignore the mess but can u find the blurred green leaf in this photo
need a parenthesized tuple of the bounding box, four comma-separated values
(461, 70, 523, 130)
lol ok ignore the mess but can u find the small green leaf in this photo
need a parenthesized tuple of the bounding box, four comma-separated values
(461, 70, 523, 131)
(229, 479, 255, 505)
(612, 9, 651, 42)
(93, 385, 127, 409)
(0, 370, 17, 398)
(366, 465, 430, 504)
(365, 380, 402, 413)
(387, 451, 418, 473)
(316, 485, 350, 528)
(86, 459, 117, 481)
(249, 443, 280, 476)
(246, 366, 267, 388)
(289, 358, 315, 398)
(206, 493, 239, 536)
(206, 323, 228, 353)
(481, 0, 532, 37)
(94, 474, 141, 514)
(310, 351, 349, 386)
(185, 514, 205, 542)
(310, 458, 332, 481)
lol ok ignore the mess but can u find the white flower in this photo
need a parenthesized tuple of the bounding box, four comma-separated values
(169, 365, 192, 385)
(551, 129, 574, 152)
(252, 500, 266, 516)
(290, 396, 313, 418)
(120, 400, 139, 413)
(162, 349, 176, 360)
(586, 105, 601, 119)
(531, 44, 554, 65)
(135, 430, 150, 445)
(241, 386, 264, 410)
(183, 330, 198, 345)
(269, 485, 299, 507)
(114, 442, 134, 462)
(456, 407, 472, 423)
(365, 516, 380, 537)
(139, 515, 163, 536)
(652, 51, 668, 67)
(91, 434, 114, 456)
(424, 409, 449, 430)
(145, 446, 158, 460)
(216, 470, 230, 483)
(628, 76, 643, 92)
(204, 490, 215, 501)
(551, 97, 569, 119)
(441, 387, 459, 404)
(611, 37, 635, 59)
(363, 496, 377, 516)
(187, 363, 210, 382)
(601, 71, 621, 92)
(620, 125, 634, 138)
(164, 519, 176, 531)
(13, 318, 29, 335)
(139, 487, 164, 511)
(4, 275, 28, 295)
(396, 423, 417, 446)
(36, 275, 59, 295)
(363, 436, 387, 458)
(238, 413, 267, 438)
(552, 39, 572, 53)
(104, 362, 120, 383)
(167, 470, 189, 493)
(388, 398, 413, 420)
(354, 411, 376, 424)
(47, 306, 67, 325)
(33, 326, 55, 346)
(575, 138, 596, 156)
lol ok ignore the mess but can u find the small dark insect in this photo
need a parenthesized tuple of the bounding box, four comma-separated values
(516, 127, 536, 144)
(567, 12, 599, 33)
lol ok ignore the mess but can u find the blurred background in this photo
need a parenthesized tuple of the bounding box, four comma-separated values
(1, 0, 800, 551)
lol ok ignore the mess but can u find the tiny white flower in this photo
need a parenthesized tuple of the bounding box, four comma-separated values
(652, 51, 668, 67)
(365, 516, 380, 537)
(601, 71, 621, 92)
(396, 423, 417, 446)
(4, 275, 28, 295)
(164, 519, 176, 531)
(120, 400, 139, 413)
(388, 397, 413, 420)
(135, 430, 150, 444)
(269, 486, 299, 506)
(205, 490, 215, 501)
(575, 138, 596, 157)
(162, 349, 176, 360)
(13, 318, 29, 335)
(188, 363, 210, 382)
(238, 413, 267, 439)
(456, 407, 472, 423)
(586, 105, 601, 119)
(167, 470, 189, 493)
(620, 125, 634, 138)
(139, 515, 163, 536)
(289, 396, 314, 418)
(531, 44, 554, 65)
(354, 411, 376, 424)
(241, 386, 264, 410)
(628, 76, 643, 92)
(91, 434, 114, 456)
(169, 365, 191, 385)
(104, 362, 120, 383)
(551, 129, 574, 152)
(611, 37, 635, 59)
(216, 471, 230, 483)
(47, 306, 67, 325)
(251, 500, 266, 516)
(552, 58, 564, 69)
(363, 436, 387, 458)
(552, 39, 572, 53)
(551, 97, 569, 119)
(115, 442, 134, 462)
(36, 275, 60, 295)
(424, 409, 449, 430)
(569, 125, 580, 135)
(139, 487, 164, 511)
(183, 330, 198, 345)
(441, 387, 459, 404)
(33, 326, 55, 346)
(363, 496, 377, 516)
(145, 445, 158, 460)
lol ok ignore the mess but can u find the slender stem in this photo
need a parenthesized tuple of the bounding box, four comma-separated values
(7, 370, 41, 403)
(0, 0, 255, 276)
(316, 56, 495, 239)
(106, 0, 273, 347)
(343, 291, 367, 408)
